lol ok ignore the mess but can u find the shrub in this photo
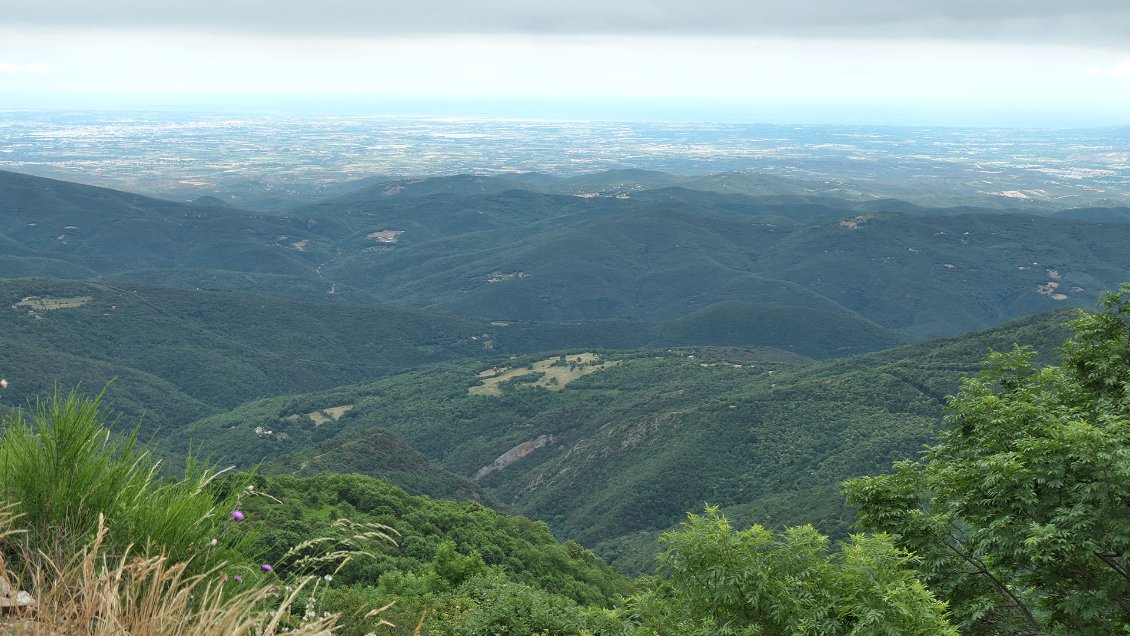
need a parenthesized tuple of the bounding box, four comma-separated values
(0, 388, 251, 574)
(630, 507, 956, 635)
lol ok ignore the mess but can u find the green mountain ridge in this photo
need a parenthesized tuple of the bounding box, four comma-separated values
(0, 169, 341, 277)
(267, 427, 503, 507)
(0, 278, 494, 433)
(5, 168, 1130, 343)
(0, 275, 903, 441)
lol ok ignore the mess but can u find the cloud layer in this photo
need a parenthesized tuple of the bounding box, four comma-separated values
(2, 0, 1129, 46)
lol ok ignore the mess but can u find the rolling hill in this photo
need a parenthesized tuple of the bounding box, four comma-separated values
(4, 167, 1128, 583)
(0, 276, 902, 438)
(5, 168, 1130, 344)
(0, 278, 493, 433)
(324, 198, 1130, 338)
(168, 309, 1074, 572)
(0, 169, 343, 278)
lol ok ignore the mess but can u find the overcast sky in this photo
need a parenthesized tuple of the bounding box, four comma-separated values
(2, 0, 1129, 125)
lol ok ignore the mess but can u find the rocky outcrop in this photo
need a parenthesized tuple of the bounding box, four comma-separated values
(473, 434, 556, 480)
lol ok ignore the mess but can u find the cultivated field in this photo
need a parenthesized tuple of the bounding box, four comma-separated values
(469, 353, 619, 396)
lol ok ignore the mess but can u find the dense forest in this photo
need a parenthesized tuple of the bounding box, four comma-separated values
(166, 309, 1071, 571)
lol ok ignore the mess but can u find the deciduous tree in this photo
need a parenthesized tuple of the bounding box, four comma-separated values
(846, 284, 1130, 634)
(633, 507, 956, 635)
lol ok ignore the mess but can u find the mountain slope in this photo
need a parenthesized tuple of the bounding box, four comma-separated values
(755, 212, 1128, 337)
(1, 274, 903, 440)
(0, 278, 496, 433)
(325, 196, 1130, 338)
(7, 169, 1130, 343)
(169, 309, 1073, 572)
(0, 169, 342, 278)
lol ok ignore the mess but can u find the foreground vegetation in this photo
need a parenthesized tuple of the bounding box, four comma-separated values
(0, 391, 339, 634)
(847, 285, 1130, 634)
(0, 391, 955, 634)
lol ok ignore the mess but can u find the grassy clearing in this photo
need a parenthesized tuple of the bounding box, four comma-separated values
(366, 230, 403, 243)
(11, 296, 94, 311)
(469, 353, 620, 396)
(285, 405, 354, 427)
(322, 405, 352, 420)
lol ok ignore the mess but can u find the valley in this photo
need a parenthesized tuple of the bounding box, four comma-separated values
(1, 153, 1127, 633)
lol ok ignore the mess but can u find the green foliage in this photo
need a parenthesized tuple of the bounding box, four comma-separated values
(269, 427, 495, 504)
(172, 312, 1070, 574)
(846, 285, 1130, 634)
(429, 572, 628, 636)
(326, 189, 1130, 339)
(0, 276, 892, 444)
(630, 507, 956, 635)
(236, 472, 634, 633)
(0, 388, 251, 572)
(660, 301, 902, 356)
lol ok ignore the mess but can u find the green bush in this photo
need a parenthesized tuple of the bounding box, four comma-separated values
(430, 572, 627, 636)
(630, 507, 956, 635)
(0, 388, 252, 572)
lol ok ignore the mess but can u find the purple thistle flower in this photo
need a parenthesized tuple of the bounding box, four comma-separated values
(233, 575, 243, 583)
(261, 563, 273, 573)
(231, 510, 245, 521)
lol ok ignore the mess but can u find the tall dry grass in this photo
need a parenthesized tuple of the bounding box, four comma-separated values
(0, 508, 337, 635)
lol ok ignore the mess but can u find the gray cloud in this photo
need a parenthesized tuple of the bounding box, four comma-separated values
(3, 0, 1129, 47)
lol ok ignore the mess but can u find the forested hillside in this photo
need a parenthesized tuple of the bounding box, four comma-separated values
(5, 169, 1130, 342)
(2, 169, 1128, 633)
(0, 277, 901, 436)
(170, 309, 1073, 571)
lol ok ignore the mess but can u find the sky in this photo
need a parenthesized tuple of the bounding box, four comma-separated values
(1, 1, 1129, 125)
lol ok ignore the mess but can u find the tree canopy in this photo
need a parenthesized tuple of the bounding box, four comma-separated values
(629, 508, 956, 635)
(845, 284, 1130, 634)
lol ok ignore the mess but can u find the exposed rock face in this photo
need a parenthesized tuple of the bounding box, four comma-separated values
(474, 434, 556, 480)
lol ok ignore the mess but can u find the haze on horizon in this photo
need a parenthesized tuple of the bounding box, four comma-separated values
(1, 0, 1129, 126)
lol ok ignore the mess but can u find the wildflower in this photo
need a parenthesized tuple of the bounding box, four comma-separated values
(323, 574, 333, 582)
(209, 538, 218, 547)
(261, 563, 273, 572)
(234, 575, 243, 583)
(231, 510, 245, 521)
(246, 484, 255, 493)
